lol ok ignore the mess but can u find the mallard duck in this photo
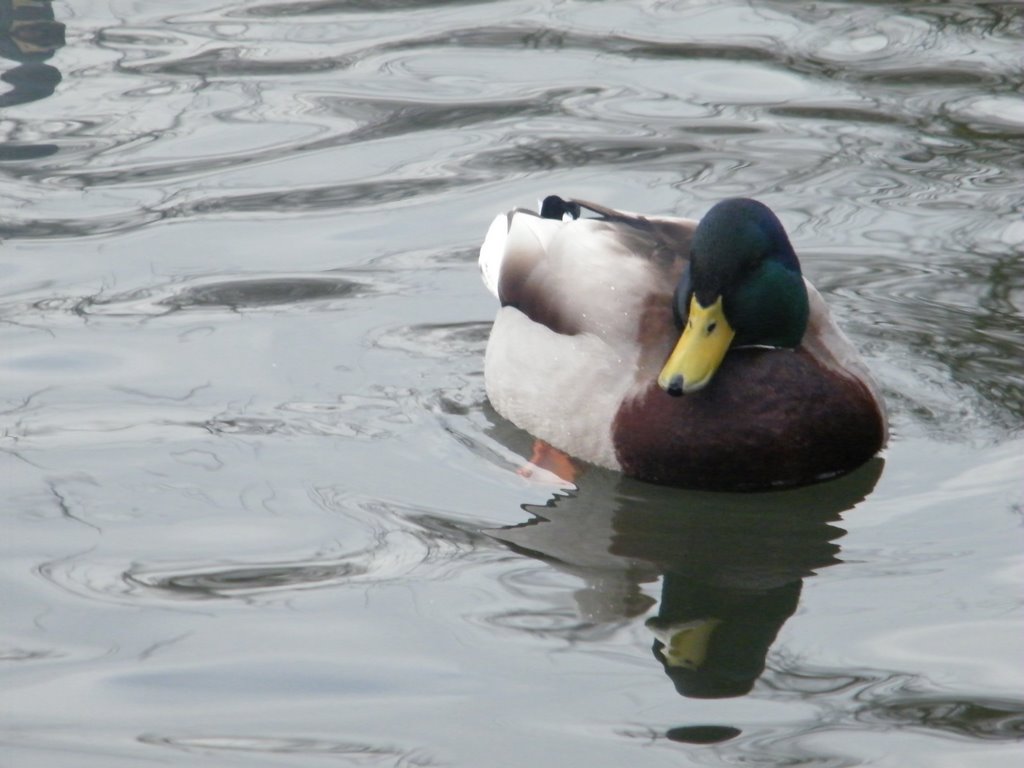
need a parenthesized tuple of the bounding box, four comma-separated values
(479, 196, 887, 491)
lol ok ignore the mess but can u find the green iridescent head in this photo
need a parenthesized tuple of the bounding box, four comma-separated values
(659, 198, 810, 396)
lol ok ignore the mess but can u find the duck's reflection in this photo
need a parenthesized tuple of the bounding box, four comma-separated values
(488, 457, 883, 699)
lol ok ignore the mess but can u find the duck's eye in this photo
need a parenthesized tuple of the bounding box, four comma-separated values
(707, 321, 717, 334)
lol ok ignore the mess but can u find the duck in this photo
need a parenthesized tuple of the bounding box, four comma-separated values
(479, 195, 887, 491)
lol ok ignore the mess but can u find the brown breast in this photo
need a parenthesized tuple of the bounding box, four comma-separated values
(612, 347, 885, 491)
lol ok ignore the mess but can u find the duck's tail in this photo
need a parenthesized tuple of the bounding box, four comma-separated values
(479, 212, 510, 299)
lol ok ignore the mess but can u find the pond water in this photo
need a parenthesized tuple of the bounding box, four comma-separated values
(2, 1, 1022, 766)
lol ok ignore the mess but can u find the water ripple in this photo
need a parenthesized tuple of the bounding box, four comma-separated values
(140, 733, 439, 764)
(372, 321, 490, 360)
(82, 274, 375, 317)
(125, 556, 372, 599)
(36, 497, 490, 605)
(858, 694, 1024, 742)
(233, 0, 481, 17)
(667, 660, 1024, 764)
(199, 393, 410, 440)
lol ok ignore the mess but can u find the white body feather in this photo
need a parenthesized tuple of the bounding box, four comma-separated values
(481, 210, 675, 470)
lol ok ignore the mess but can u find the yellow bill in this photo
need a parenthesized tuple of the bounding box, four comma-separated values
(658, 295, 735, 394)
(647, 617, 723, 669)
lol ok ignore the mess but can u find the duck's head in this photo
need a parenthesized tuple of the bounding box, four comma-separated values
(658, 198, 810, 396)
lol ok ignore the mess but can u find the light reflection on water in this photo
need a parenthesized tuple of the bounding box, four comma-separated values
(1, 1, 1023, 766)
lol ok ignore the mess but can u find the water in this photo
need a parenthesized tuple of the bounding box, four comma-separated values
(2, 1, 1022, 765)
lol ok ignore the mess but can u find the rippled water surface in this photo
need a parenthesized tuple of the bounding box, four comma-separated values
(2, 1, 1023, 766)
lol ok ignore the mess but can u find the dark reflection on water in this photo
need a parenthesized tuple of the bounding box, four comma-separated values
(233, 0, 485, 16)
(665, 725, 743, 745)
(489, 452, 883, 700)
(0, 0, 64, 107)
(178, 177, 467, 216)
(163, 275, 371, 310)
(467, 135, 703, 173)
(128, 48, 353, 78)
(51, 273, 380, 319)
(0, 0, 63, 161)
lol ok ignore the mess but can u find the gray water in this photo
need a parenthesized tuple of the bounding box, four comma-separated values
(2, 1, 1023, 766)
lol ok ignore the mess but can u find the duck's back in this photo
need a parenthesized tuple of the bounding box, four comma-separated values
(481, 205, 697, 470)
